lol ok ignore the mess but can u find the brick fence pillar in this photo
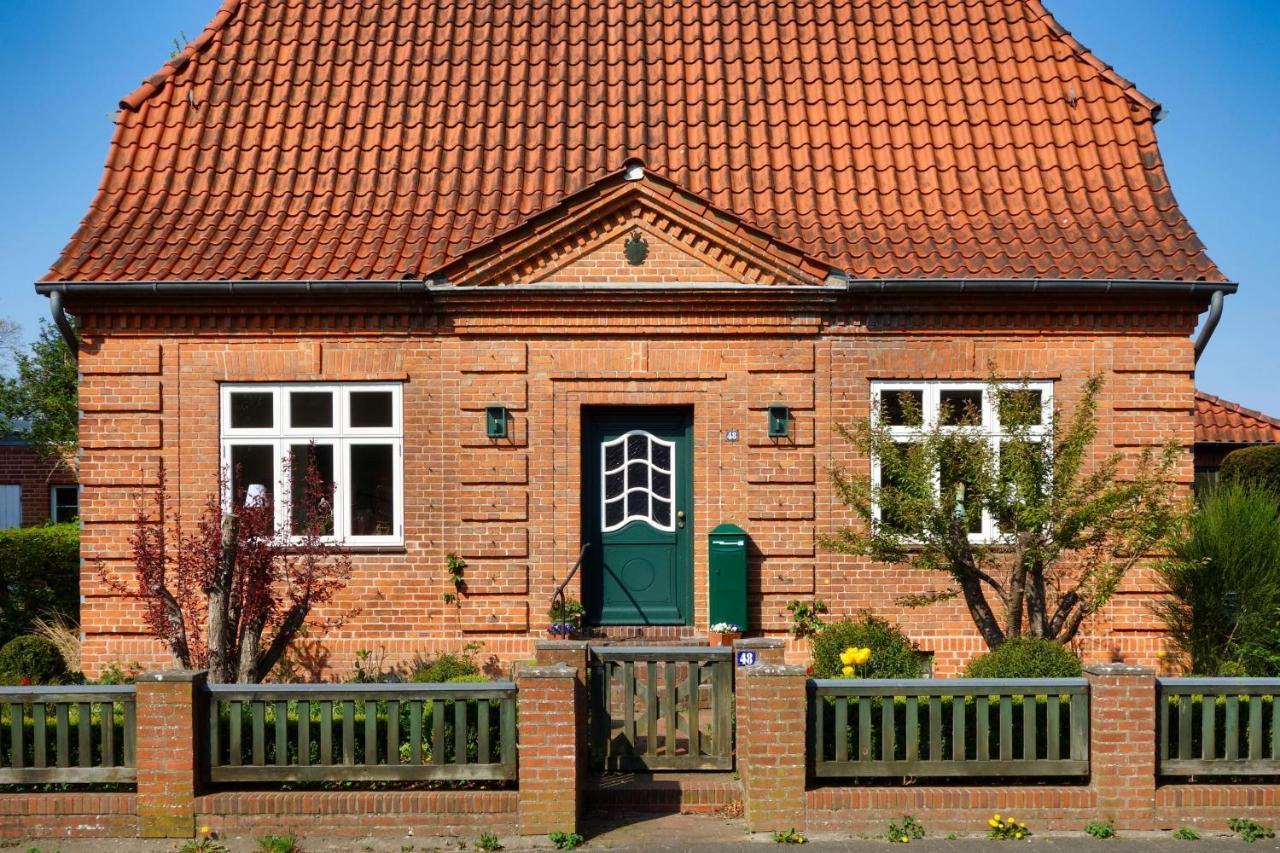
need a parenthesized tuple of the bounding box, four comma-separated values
(733, 637, 786, 665)
(534, 640, 590, 790)
(135, 669, 206, 838)
(1085, 663, 1157, 830)
(736, 663, 807, 834)
(517, 663, 582, 836)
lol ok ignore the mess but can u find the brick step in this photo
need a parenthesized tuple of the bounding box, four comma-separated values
(584, 771, 742, 814)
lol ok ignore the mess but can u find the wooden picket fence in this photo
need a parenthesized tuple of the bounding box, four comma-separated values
(0, 685, 136, 784)
(1159, 678, 1280, 777)
(809, 678, 1089, 778)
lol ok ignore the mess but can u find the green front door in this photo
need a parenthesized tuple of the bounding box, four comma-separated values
(583, 407, 693, 626)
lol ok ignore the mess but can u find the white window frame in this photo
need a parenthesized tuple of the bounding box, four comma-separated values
(220, 383, 403, 546)
(870, 380, 1053, 543)
(600, 430, 677, 533)
(49, 484, 79, 524)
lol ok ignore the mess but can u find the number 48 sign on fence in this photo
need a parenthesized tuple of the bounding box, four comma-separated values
(735, 650, 757, 667)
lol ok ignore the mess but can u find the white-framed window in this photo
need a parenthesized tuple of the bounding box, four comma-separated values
(220, 383, 403, 546)
(50, 485, 79, 524)
(870, 380, 1052, 542)
(601, 430, 676, 532)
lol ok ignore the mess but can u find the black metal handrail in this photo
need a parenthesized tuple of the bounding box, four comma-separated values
(550, 543, 589, 629)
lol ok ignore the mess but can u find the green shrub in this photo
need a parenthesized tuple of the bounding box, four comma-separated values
(811, 613, 922, 679)
(0, 523, 79, 647)
(1155, 482, 1280, 676)
(1085, 819, 1116, 839)
(410, 652, 481, 683)
(964, 637, 1081, 679)
(1220, 445, 1280, 493)
(0, 634, 70, 685)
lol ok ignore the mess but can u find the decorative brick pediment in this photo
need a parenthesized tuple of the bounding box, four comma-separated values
(441, 171, 831, 288)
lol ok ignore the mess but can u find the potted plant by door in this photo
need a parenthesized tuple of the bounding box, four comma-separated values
(547, 598, 586, 640)
(709, 622, 742, 646)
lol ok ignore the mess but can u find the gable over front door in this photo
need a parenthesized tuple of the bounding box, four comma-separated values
(582, 407, 693, 626)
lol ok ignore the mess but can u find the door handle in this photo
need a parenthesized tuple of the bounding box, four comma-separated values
(676, 510, 686, 529)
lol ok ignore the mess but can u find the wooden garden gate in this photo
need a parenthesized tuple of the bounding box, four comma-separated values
(587, 645, 734, 771)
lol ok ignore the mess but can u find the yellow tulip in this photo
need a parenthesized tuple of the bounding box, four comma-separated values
(840, 647, 858, 666)
(852, 647, 872, 666)
(841, 665, 854, 677)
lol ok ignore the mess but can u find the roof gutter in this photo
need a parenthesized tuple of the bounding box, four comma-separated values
(36, 277, 1238, 297)
(1193, 289, 1226, 364)
(840, 277, 1237, 295)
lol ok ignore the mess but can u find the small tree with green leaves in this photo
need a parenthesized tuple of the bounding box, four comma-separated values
(823, 375, 1180, 649)
(0, 319, 78, 472)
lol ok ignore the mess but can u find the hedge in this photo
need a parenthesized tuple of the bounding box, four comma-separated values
(1220, 445, 1280, 494)
(0, 523, 79, 647)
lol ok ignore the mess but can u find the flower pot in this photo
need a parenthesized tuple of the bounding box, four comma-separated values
(709, 631, 741, 647)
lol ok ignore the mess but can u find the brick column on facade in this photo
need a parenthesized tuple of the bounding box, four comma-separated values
(733, 637, 786, 665)
(533, 640, 590, 790)
(1085, 663, 1157, 829)
(135, 670, 206, 838)
(517, 663, 582, 836)
(736, 663, 807, 833)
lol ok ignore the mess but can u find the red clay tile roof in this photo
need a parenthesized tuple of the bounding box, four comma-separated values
(1195, 392, 1280, 445)
(45, 0, 1224, 284)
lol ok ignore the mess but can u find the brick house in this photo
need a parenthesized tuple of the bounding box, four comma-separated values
(0, 427, 77, 528)
(1193, 391, 1280, 490)
(38, 0, 1235, 677)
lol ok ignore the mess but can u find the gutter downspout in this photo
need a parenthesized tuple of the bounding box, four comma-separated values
(48, 288, 78, 362)
(1193, 289, 1225, 365)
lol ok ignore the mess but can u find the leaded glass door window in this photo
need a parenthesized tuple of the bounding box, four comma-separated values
(601, 430, 676, 532)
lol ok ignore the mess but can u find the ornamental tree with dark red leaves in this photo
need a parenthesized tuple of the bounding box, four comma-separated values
(117, 450, 351, 683)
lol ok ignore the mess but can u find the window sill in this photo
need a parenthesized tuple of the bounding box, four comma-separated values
(280, 543, 406, 555)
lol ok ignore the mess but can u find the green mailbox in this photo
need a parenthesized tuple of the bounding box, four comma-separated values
(708, 523, 749, 631)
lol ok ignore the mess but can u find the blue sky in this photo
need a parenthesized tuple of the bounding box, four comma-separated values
(0, 2, 1276, 411)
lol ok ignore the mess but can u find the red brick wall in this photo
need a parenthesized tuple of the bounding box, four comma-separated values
(69, 282, 1203, 678)
(0, 443, 76, 527)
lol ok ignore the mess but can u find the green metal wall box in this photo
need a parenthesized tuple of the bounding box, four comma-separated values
(708, 523, 749, 631)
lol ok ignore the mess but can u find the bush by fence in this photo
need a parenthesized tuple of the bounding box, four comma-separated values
(0, 524, 78, 649)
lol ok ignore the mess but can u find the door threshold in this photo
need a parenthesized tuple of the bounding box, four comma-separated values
(586, 625, 703, 644)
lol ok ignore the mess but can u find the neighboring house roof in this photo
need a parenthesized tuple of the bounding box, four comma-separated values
(45, 0, 1222, 285)
(1194, 392, 1280, 445)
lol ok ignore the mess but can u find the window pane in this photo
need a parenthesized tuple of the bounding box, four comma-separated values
(604, 498, 624, 528)
(350, 444, 395, 536)
(230, 445, 275, 505)
(52, 487, 78, 524)
(349, 391, 393, 428)
(878, 441, 919, 533)
(998, 389, 1043, 427)
(626, 461, 649, 490)
(290, 391, 334, 429)
(939, 389, 983, 426)
(879, 389, 923, 426)
(940, 453, 983, 534)
(653, 498, 671, 527)
(627, 490, 648, 518)
(290, 443, 335, 535)
(229, 392, 274, 429)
